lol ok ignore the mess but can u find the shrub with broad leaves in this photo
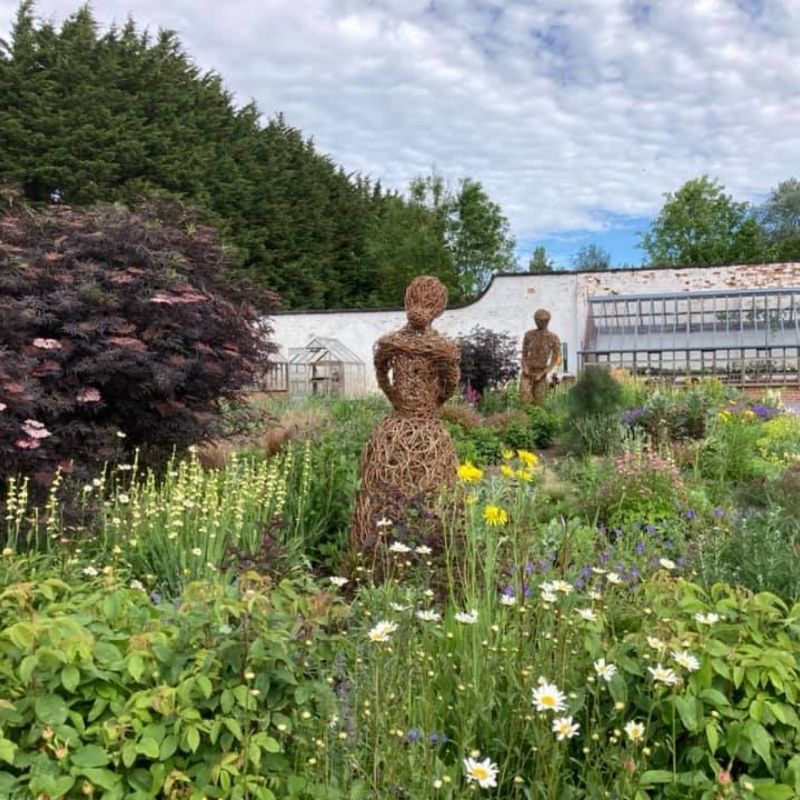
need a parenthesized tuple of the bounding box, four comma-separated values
(0, 202, 277, 486)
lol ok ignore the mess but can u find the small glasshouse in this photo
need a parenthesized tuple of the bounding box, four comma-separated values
(286, 337, 366, 398)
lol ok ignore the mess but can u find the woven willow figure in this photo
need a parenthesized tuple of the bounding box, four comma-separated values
(351, 276, 460, 551)
(520, 308, 562, 405)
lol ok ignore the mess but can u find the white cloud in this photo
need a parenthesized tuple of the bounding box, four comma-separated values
(2, 0, 799, 250)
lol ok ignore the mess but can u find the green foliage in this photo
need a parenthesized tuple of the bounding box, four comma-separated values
(572, 243, 611, 271)
(590, 447, 688, 525)
(0, 5, 514, 309)
(640, 175, 765, 266)
(756, 414, 800, 465)
(0, 570, 343, 800)
(568, 367, 625, 419)
(759, 177, 800, 261)
(695, 510, 800, 601)
(527, 244, 555, 273)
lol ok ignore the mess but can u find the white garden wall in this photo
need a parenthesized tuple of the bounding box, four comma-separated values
(271, 263, 800, 393)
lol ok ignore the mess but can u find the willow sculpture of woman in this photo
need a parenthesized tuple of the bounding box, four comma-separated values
(351, 276, 460, 551)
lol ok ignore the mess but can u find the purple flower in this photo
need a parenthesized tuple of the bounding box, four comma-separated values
(599, 551, 610, 563)
(428, 732, 449, 747)
(524, 561, 535, 576)
(635, 541, 646, 554)
(575, 578, 585, 589)
(665, 539, 674, 550)
(501, 585, 515, 597)
(630, 567, 640, 580)
(150, 590, 162, 605)
(581, 566, 592, 578)
(406, 728, 422, 744)
(684, 510, 696, 521)
(644, 524, 656, 535)
(713, 507, 725, 518)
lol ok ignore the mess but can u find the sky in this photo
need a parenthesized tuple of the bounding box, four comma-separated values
(2, 0, 800, 269)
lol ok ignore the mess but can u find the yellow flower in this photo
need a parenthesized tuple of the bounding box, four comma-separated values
(483, 505, 508, 526)
(500, 465, 515, 478)
(501, 449, 515, 460)
(717, 410, 732, 422)
(743, 409, 755, 420)
(516, 469, 534, 482)
(458, 461, 484, 483)
(517, 449, 539, 468)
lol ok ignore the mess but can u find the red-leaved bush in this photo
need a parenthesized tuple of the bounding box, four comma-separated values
(0, 202, 277, 486)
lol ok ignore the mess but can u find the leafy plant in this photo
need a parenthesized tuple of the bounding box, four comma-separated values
(0, 202, 277, 487)
(457, 326, 519, 397)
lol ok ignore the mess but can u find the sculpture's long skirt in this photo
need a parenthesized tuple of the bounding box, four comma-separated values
(350, 412, 458, 550)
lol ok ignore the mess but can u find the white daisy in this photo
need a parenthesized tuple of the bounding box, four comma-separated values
(624, 720, 646, 742)
(329, 576, 349, 588)
(367, 620, 398, 643)
(532, 680, 567, 713)
(389, 602, 410, 612)
(415, 545, 433, 555)
(82, 565, 98, 577)
(389, 541, 412, 554)
(606, 572, 623, 585)
(593, 658, 617, 683)
(672, 650, 700, 672)
(552, 716, 580, 741)
(463, 756, 498, 788)
(552, 580, 574, 595)
(577, 608, 597, 622)
(454, 610, 479, 625)
(646, 636, 665, 650)
(499, 594, 516, 606)
(648, 664, 678, 686)
(694, 612, 720, 625)
(658, 558, 676, 570)
(416, 609, 442, 622)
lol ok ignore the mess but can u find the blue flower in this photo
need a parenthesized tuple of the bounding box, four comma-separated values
(428, 732, 449, 747)
(405, 728, 422, 744)
(635, 541, 646, 554)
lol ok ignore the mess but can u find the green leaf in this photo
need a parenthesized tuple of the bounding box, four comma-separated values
(136, 737, 160, 759)
(744, 720, 773, 768)
(70, 745, 109, 768)
(705, 722, 719, 754)
(121, 741, 137, 768)
(7, 622, 35, 650)
(0, 739, 16, 765)
(262, 736, 280, 753)
(61, 665, 80, 693)
(19, 654, 38, 684)
(127, 654, 145, 682)
(74, 768, 119, 790)
(224, 718, 244, 741)
(159, 735, 178, 760)
(639, 770, 676, 785)
(675, 696, 700, 733)
(186, 727, 200, 753)
(754, 785, 795, 800)
(196, 675, 212, 699)
(35, 695, 68, 726)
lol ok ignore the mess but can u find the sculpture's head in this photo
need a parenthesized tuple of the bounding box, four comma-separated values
(534, 308, 551, 330)
(405, 275, 448, 329)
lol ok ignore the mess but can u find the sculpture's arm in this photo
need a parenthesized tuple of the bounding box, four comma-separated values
(374, 340, 394, 402)
(437, 342, 460, 404)
(548, 337, 563, 371)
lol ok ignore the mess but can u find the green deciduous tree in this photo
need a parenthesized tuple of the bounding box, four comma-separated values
(572, 243, 611, 271)
(409, 174, 517, 300)
(639, 176, 765, 266)
(528, 244, 555, 273)
(759, 178, 800, 262)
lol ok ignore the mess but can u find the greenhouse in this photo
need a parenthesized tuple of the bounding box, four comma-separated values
(286, 337, 366, 398)
(579, 286, 800, 384)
